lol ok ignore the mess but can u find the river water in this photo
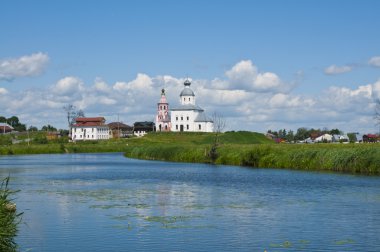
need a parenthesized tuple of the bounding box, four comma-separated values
(0, 153, 379, 251)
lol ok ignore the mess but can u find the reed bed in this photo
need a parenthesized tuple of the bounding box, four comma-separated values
(0, 177, 22, 252)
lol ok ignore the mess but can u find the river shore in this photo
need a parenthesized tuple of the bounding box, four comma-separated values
(1, 132, 379, 175)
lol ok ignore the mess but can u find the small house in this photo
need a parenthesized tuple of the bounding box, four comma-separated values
(0, 123, 13, 134)
(108, 122, 133, 138)
(71, 117, 110, 141)
(133, 121, 155, 137)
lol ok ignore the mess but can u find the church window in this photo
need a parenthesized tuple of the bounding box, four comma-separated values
(187, 125, 189, 130)
(160, 106, 162, 110)
(199, 124, 201, 130)
(181, 116, 183, 121)
(176, 116, 178, 121)
(187, 116, 189, 121)
(176, 125, 178, 130)
(189, 98, 190, 101)
(165, 125, 167, 130)
(164, 106, 166, 109)
(184, 98, 185, 102)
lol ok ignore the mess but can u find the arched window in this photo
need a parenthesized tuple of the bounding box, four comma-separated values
(199, 124, 201, 130)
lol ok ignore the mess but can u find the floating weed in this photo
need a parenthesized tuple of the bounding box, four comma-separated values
(184, 204, 208, 210)
(298, 239, 310, 244)
(127, 203, 150, 209)
(227, 204, 250, 209)
(89, 204, 125, 209)
(163, 224, 215, 229)
(144, 215, 197, 225)
(334, 239, 355, 245)
(270, 241, 292, 248)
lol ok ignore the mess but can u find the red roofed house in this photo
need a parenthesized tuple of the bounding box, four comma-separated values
(71, 117, 110, 141)
(0, 123, 14, 134)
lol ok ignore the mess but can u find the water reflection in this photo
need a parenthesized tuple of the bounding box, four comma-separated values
(0, 153, 380, 251)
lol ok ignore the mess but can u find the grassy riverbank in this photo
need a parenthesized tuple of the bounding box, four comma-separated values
(124, 132, 380, 175)
(1, 131, 379, 174)
(0, 177, 22, 252)
(0, 139, 130, 155)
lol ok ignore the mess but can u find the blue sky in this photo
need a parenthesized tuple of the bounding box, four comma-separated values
(1, 0, 380, 133)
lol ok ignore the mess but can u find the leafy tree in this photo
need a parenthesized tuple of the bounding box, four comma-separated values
(6, 116, 19, 127)
(28, 126, 38, 131)
(0, 116, 6, 123)
(286, 130, 295, 142)
(330, 128, 341, 135)
(41, 124, 57, 132)
(295, 127, 309, 141)
(347, 133, 358, 143)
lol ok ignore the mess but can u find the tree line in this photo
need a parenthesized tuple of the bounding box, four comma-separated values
(267, 128, 345, 142)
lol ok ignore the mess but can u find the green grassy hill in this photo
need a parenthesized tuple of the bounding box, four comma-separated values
(129, 131, 273, 145)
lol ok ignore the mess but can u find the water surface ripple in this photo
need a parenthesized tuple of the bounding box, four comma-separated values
(1, 153, 379, 251)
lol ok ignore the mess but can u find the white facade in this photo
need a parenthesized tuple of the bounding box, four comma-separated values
(71, 126, 110, 141)
(170, 80, 213, 132)
(71, 117, 110, 141)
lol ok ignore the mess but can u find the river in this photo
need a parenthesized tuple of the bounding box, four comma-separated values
(1, 153, 379, 251)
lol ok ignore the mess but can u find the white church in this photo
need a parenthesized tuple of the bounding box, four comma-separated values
(156, 79, 213, 132)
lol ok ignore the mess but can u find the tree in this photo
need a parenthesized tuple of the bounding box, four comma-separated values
(0, 116, 6, 123)
(6, 116, 20, 127)
(294, 127, 309, 141)
(209, 112, 226, 163)
(28, 126, 38, 131)
(41, 124, 57, 132)
(63, 104, 85, 127)
(286, 130, 295, 142)
(330, 128, 341, 135)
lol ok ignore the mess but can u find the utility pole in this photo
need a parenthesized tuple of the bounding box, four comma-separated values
(117, 114, 120, 139)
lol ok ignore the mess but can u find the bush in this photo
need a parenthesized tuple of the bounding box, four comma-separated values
(0, 176, 22, 252)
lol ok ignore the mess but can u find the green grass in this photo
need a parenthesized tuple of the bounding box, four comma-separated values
(2, 131, 380, 174)
(124, 132, 380, 175)
(0, 177, 22, 252)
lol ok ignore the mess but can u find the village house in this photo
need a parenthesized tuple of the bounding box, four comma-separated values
(108, 122, 133, 138)
(0, 123, 13, 134)
(133, 121, 155, 137)
(170, 79, 213, 132)
(71, 117, 110, 141)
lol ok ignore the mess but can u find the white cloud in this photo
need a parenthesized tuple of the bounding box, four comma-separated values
(369, 56, 380, 67)
(0, 52, 49, 81)
(52, 76, 84, 96)
(2, 59, 380, 134)
(113, 73, 153, 92)
(224, 60, 287, 93)
(0, 87, 8, 95)
(324, 64, 352, 75)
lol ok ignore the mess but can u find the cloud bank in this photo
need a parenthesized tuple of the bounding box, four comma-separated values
(0, 59, 379, 134)
(0, 52, 49, 81)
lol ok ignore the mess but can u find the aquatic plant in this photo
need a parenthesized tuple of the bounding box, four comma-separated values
(0, 176, 22, 252)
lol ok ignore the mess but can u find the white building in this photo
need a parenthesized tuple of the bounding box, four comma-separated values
(71, 117, 110, 141)
(170, 80, 213, 132)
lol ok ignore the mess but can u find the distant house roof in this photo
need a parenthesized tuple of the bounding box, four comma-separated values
(73, 117, 106, 127)
(108, 122, 133, 130)
(0, 123, 14, 133)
